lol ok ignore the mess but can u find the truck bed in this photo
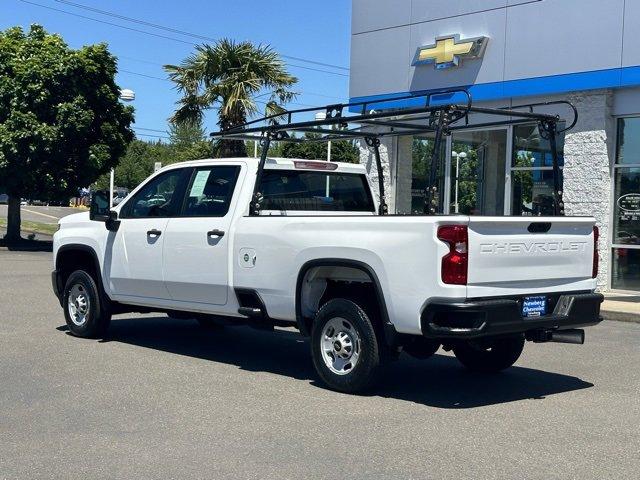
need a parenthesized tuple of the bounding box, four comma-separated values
(232, 214, 597, 335)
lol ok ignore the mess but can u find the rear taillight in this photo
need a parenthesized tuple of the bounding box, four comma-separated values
(592, 226, 599, 279)
(438, 225, 468, 285)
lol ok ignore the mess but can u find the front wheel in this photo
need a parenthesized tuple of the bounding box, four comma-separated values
(63, 270, 111, 338)
(453, 335, 525, 373)
(311, 299, 380, 394)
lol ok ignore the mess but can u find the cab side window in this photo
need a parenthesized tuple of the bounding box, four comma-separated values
(182, 166, 240, 217)
(120, 169, 188, 218)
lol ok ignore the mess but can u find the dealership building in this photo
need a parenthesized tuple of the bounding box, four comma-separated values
(350, 0, 640, 291)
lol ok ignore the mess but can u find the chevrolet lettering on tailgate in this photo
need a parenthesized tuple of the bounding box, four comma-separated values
(479, 241, 588, 255)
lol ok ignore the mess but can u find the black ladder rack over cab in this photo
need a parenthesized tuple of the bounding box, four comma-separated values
(210, 88, 577, 217)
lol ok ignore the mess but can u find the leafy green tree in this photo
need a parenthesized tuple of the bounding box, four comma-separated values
(267, 133, 359, 163)
(410, 137, 445, 213)
(451, 144, 478, 214)
(169, 119, 214, 162)
(512, 151, 534, 208)
(95, 140, 156, 190)
(168, 120, 205, 148)
(330, 140, 360, 164)
(0, 25, 134, 241)
(164, 39, 297, 157)
(177, 140, 213, 162)
(95, 130, 214, 192)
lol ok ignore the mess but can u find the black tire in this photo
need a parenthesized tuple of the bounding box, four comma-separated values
(62, 270, 111, 338)
(311, 298, 380, 394)
(453, 335, 525, 373)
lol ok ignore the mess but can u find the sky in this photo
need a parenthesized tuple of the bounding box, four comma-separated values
(1, 0, 352, 141)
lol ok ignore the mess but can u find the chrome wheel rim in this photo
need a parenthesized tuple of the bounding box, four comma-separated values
(68, 283, 90, 326)
(320, 317, 361, 375)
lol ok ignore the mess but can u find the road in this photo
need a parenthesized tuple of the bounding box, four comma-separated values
(1, 249, 639, 479)
(0, 205, 79, 226)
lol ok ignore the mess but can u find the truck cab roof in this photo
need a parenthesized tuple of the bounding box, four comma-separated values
(156, 157, 367, 175)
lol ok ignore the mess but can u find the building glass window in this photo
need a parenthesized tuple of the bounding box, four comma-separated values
(612, 118, 640, 290)
(511, 124, 564, 216)
(396, 133, 446, 214)
(451, 129, 507, 215)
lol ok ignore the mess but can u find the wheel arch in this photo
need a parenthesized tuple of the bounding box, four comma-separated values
(295, 258, 395, 345)
(54, 244, 104, 301)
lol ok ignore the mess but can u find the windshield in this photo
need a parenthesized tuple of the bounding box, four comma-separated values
(259, 170, 374, 212)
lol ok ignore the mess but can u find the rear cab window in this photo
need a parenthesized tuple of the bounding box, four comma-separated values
(259, 169, 374, 213)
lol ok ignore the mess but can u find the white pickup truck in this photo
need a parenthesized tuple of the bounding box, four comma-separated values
(52, 93, 604, 393)
(52, 155, 603, 393)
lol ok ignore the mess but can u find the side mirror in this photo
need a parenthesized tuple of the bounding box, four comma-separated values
(90, 190, 110, 221)
(90, 190, 120, 232)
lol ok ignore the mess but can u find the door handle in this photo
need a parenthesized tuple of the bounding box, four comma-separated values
(207, 229, 225, 238)
(147, 229, 162, 237)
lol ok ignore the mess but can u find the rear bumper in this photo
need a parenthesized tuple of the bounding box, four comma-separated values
(421, 292, 603, 340)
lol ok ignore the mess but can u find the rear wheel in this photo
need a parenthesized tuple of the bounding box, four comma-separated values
(453, 335, 525, 372)
(311, 299, 380, 393)
(63, 270, 111, 338)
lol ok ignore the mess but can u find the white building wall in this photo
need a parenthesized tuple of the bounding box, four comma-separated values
(357, 135, 416, 214)
(563, 90, 616, 290)
(395, 137, 414, 214)
(357, 137, 395, 212)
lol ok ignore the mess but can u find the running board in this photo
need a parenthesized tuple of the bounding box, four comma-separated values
(237, 307, 263, 318)
(235, 289, 293, 330)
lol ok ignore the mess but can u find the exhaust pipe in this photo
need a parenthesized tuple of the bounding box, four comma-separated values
(549, 329, 585, 345)
(527, 328, 585, 344)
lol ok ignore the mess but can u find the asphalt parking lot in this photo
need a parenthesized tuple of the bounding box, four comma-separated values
(1, 249, 639, 479)
(0, 205, 78, 225)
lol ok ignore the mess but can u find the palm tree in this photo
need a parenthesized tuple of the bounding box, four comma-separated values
(164, 39, 297, 157)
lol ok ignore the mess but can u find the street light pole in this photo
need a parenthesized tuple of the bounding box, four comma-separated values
(314, 112, 333, 161)
(452, 151, 467, 213)
(453, 152, 459, 213)
(114, 88, 135, 207)
(314, 111, 332, 195)
(109, 169, 115, 208)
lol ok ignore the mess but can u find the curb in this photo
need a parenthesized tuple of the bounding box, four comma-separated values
(601, 310, 640, 324)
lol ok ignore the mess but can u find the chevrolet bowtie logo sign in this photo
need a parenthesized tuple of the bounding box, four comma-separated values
(412, 35, 489, 69)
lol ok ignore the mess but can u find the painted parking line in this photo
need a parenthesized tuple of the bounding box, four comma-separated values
(22, 208, 60, 220)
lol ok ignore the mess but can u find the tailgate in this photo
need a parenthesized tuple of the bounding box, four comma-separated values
(466, 217, 596, 297)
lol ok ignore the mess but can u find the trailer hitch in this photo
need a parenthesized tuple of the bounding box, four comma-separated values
(526, 328, 585, 345)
